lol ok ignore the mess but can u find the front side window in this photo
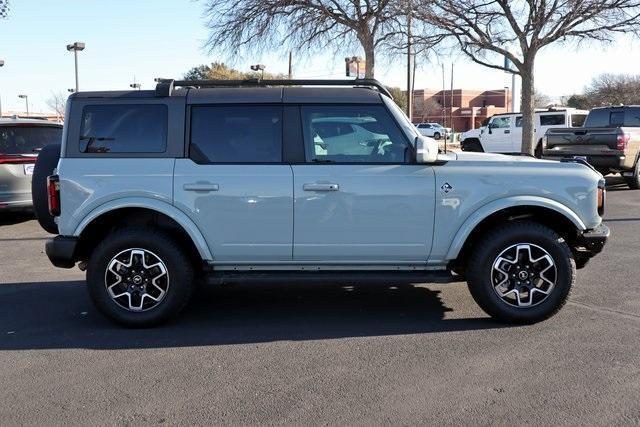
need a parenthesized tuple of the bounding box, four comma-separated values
(0, 126, 62, 154)
(190, 105, 282, 163)
(301, 105, 411, 163)
(539, 114, 565, 126)
(490, 116, 511, 129)
(80, 104, 167, 153)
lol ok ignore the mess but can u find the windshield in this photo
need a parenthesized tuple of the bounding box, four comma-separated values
(0, 125, 62, 155)
(381, 95, 419, 143)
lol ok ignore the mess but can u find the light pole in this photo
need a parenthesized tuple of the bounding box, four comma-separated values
(0, 59, 4, 118)
(504, 86, 510, 112)
(18, 94, 28, 117)
(250, 64, 266, 81)
(66, 42, 85, 92)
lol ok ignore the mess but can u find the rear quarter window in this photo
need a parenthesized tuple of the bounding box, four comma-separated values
(539, 114, 565, 126)
(79, 104, 167, 153)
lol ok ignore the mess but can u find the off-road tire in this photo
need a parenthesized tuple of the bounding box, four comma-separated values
(463, 139, 484, 152)
(466, 221, 575, 324)
(624, 159, 640, 189)
(31, 143, 60, 234)
(86, 227, 194, 328)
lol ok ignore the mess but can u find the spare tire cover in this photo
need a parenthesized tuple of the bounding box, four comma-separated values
(32, 143, 60, 234)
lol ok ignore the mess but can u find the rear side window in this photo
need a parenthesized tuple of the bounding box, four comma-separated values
(0, 126, 62, 154)
(539, 114, 565, 126)
(189, 105, 282, 163)
(80, 104, 167, 153)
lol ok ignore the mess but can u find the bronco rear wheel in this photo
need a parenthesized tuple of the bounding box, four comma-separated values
(86, 227, 194, 327)
(466, 221, 575, 324)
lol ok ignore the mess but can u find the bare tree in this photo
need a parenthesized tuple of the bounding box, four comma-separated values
(46, 91, 67, 120)
(413, 0, 640, 155)
(201, 0, 410, 78)
(534, 91, 552, 108)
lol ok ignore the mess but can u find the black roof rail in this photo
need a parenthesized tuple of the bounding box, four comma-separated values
(154, 78, 393, 99)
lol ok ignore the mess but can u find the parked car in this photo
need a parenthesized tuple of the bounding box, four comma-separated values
(462, 108, 588, 156)
(543, 105, 640, 189)
(34, 79, 608, 327)
(0, 118, 63, 212)
(416, 122, 450, 140)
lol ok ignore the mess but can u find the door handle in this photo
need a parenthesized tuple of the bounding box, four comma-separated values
(303, 183, 339, 191)
(504, 130, 511, 134)
(183, 182, 219, 192)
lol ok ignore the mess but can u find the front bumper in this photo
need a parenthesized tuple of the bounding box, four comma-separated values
(576, 224, 610, 256)
(45, 235, 79, 268)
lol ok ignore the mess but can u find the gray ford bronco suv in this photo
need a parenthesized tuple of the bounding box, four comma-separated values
(33, 79, 609, 327)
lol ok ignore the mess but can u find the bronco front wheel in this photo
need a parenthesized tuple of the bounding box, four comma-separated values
(466, 221, 575, 324)
(86, 227, 194, 327)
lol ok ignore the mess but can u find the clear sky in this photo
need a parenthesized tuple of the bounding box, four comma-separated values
(0, 0, 639, 113)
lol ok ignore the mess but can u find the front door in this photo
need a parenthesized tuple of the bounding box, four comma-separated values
(292, 104, 435, 263)
(483, 115, 513, 153)
(174, 105, 293, 262)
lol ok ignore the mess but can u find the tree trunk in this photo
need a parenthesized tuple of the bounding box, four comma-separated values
(520, 56, 536, 156)
(361, 36, 375, 78)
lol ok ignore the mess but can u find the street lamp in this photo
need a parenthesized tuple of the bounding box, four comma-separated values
(0, 59, 4, 118)
(18, 94, 28, 117)
(130, 83, 141, 90)
(66, 41, 85, 92)
(250, 64, 266, 80)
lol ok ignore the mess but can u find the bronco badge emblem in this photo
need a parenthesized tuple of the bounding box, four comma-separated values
(441, 182, 453, 194)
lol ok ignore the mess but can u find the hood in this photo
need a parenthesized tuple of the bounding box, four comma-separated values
(439, 151, 601, 178)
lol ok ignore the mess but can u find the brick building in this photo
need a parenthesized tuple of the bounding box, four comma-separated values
(412, 88, 512, 131)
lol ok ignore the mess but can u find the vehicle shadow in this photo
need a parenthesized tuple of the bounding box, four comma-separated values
(0, 280, 507, 350)
(0, 211, 34, 226)
(605, 175, 631, 192)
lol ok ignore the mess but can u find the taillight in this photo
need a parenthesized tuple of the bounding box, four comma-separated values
(597, 179, 606, 216)
(47, 175, 61, 216)
(616, 132, 630, 150)
(0, 154, 36, 164)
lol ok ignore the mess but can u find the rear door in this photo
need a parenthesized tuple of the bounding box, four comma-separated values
(173, 104, 294, 263)
(291, 104, 435, 263)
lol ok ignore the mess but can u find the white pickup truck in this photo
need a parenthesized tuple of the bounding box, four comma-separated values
(461, 109, 588, 156)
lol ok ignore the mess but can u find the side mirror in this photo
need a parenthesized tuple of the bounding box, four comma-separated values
(416, 136, 438, 163)
(487, 123, 494, 134)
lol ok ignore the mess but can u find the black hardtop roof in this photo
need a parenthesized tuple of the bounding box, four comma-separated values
(70, 79, 389, 104)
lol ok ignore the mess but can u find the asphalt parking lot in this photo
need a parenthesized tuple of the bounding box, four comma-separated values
(0, 176, 638, 425)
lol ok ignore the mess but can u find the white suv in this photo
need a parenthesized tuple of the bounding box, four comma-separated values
(461, 109, 588, 156)
(416, 122, 450, 140)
